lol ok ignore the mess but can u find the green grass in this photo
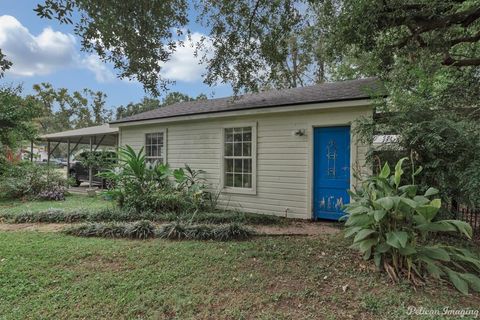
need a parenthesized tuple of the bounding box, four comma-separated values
(0, 232, 478, 319)
(0, 194, 113, 215)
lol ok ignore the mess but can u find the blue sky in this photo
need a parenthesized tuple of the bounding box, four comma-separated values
(0, 1, 232, 109)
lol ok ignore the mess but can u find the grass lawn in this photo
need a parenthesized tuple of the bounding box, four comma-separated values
(0, 232, 478, 319)
(0, 194, 113, 215)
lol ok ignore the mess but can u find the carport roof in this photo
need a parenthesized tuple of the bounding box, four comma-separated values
(39, 124, 118, 146)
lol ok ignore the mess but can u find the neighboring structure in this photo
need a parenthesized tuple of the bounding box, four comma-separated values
(110, 78, 381, 220)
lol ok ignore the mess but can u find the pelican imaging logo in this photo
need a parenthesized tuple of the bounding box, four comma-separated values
(407, 306, 480, 318)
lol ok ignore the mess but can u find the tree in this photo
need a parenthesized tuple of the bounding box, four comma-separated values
(31, 83, 112, 133)
(318, 0, 480, 206)
(0, 86, 40, 152)
(34, 0, 189, 96)
(198, 0, 331, 94)
(115, 92, 206, 119)
(0, 49, 12, 78)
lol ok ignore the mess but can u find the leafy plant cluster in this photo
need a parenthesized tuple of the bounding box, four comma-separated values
(344, 158, 480, 294)
(99, 146, 213, 214)
(1, 207, 284, 226)
(156, 222, 255, 241)
(64, 221, 255, 241)
(0, 161, 69, 201)
(64, 220, 156, 240)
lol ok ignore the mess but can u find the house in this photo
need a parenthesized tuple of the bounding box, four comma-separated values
(109, 78, 381, 220)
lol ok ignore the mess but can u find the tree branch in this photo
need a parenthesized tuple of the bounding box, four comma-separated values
(442, 56, 480, 66)
(450, 32, 480, 46)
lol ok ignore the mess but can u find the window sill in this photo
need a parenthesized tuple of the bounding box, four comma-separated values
(221, 187, 256, 195)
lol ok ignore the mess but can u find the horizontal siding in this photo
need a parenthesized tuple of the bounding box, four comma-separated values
(119, 106, 372, 219)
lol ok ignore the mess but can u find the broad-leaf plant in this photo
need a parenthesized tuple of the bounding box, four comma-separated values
(344, 157, 480, 294)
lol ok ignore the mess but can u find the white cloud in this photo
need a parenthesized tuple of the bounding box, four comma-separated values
(0, 15, 211, 86)
(161, 32, 210, 82)
(82, 54, 116, 83)
(0, 15, 77, 76)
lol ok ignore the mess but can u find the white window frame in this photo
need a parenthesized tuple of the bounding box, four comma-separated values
(220, 122, 257, 195)
(145, 130, 167, 164)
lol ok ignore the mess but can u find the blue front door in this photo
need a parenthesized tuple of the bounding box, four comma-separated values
(313, 126, 351, 220)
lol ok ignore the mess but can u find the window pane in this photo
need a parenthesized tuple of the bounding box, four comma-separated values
(243, 159, 252, 173)
(234, 130, 242, 142)
(234, 142, 242, 156)
(225, 173, 233, 187)
(243, 128, 252, 142)
(225, 159, 233, 173)
(225, 143, 233, 156)
(243, 174, 252, 188)
(234, 159, 242, 173)
(234, 174, 243, 187)
(151, 145, 157, 157)
(158, 133, 164, 146)
(151, 134, 157, 145)
(225, 129, 233, 142)
(243, 142, 251, 156)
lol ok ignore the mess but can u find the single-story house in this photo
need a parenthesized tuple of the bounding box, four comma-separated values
(110, 77, 381, 220)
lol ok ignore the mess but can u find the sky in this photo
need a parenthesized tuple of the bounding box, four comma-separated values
(0, 0, 232, 109)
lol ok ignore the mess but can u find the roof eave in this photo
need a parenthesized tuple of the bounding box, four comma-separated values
(110, 97, 375, 128)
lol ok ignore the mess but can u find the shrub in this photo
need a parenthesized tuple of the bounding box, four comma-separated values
(37, 185, 66, 201)
(98, 146, 210, 213)
(8, 209, 90, 223)
(124, 220, 156, 239)
(213, 223, 255, 241)
(64, 221, 156, 239)
(156, 222, 189, 240)
(344, 157, 480, 294)
(157, 222, 255, 241)
(64, 222, 126, 238)
(0, 161, 68, 200)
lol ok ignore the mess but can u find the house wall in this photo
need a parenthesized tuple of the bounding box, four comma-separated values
(118, 104, 372, 219)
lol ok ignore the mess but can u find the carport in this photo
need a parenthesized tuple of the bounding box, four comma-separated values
(37, 124, 119, 187)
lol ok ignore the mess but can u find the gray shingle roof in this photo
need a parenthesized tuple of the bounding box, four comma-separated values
(111, 77, 381, 124)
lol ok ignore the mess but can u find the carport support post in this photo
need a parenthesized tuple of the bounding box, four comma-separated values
(47, 141, 51, 165)
(89, 136, 93, 188)
(67, 139, 70, 189)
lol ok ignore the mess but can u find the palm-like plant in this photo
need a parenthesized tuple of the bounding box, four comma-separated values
(344, 157, 480, 294)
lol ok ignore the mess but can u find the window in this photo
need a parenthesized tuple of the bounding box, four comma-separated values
(145, 132, 165, 163)
(223, 126, 255, 190)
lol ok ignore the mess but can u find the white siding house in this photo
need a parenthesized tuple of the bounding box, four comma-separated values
(111, 78, 380, 220)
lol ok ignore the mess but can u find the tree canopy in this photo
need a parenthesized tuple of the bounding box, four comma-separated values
(0, 86, 40, 151)
(115, 92, 207, 119)
(31, 83, 112, 133)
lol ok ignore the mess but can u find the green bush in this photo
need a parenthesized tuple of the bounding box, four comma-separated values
(212, 223, 255, 241)
(64, 221, 156, 239)
(1, 207, 285, 226)
(5, 209, 90, 223)
(0, 161, 68, 200)
(124, 220, 156, 239)
(344, 157, 480, 294)
(156, 222, 255, 241)
(99, 146, 209, 213)
(156, 222, 189, 240)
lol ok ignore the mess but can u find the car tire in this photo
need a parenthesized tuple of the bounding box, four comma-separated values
(69, 170, 81, 187)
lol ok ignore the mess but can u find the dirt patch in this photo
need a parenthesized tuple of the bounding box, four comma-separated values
(0, 223, 74, 232)
(0, 220, 342, 236)
(252, 221, 341, 236)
